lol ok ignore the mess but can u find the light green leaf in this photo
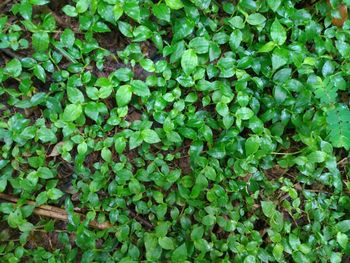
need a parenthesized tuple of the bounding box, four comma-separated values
(131, 80, 150, 97)
(47, 188, 64, 200)
(181, 49, 198, 75)
(62, 104, 82, 122)
(38, 167, 54, 179)
(337, 232, 348, 249)
(261, 201, 276, 218)
(247, 13, 266, 25)
(84, 102, 99, 121)
(268, 0, 281, 12)
(124, 0, 140, 22)
(5, 58, 22, 77)
(216, 102, 229, 117)
(116, 85, 132, 107)
(158, 237, 175, 250)
(61, 28, 75, 48)
(171, 243, 187, 261)
(67, 86, 84, 103)
(142, 129, 160, 144)
(32, 31, 49, 52)
(189, 37, 209, 54)
(33, 64, 46, 82)
(270, 19, 286, 45)
(38, 127, 56, 143)
(152, 3, 171, 22)
(245, 136, 260, 156)
(258, 41, 276, 53)
(165, 0, 184, 10)
(101, 147, 112, 162)
(236, 107, 254, 120)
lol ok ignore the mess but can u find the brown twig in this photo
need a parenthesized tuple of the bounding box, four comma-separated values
(129, 209, 154, 230)
(0, 193, 112, 230)
(0, 0, 12, 10)
(0, 48, 22, 59)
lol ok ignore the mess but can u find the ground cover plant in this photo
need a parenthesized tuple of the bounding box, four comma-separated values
(0, 0, 350, 262)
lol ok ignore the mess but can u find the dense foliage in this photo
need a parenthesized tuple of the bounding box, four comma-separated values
(1, 0, 350, 262)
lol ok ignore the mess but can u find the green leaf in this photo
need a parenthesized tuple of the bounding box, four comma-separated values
(189, 37, 209, 54)
(337, 232, 348, 249)
(114, 137, 126, 154)
(62, 5, 78, 17)
(289, 234, 301, 250)
(129, 131, 143, 150)
(165, 0, 184, 10)
(37, 167, 54, 179)
(96, 78, 113, 99)
(30, 0, 49, 5)
(216, 102, 229, 117)
(181, 49, 198, 75)
(158, 237, 175, 250)
(194, 239, 211, 253)
(32, 31, 49, 52)
(229, 29, 242, 50)
(270, 19, 286, 45)
(131, 80, 150, 97)
(173, 18, 194, 41)
(261, 201, 276, 218)
(273, 243, 284, 260)
(228, 16, 245, 29)
(245, 136, 260, 156)
(236, 107, 254, 120)
(336, 220, 350, 232)
(307, 151, 326, 163)
(140, 58, 155, 72)
(191, 226, 204, 240)
(124, 0, 140, 22)
(36, 192, 48, 205)
(330, 252, 342, 263)
(116, 85, 132, 107)
(0, 178, 7, 192)
(33, 64, 46, 82)
(202, 214, 215, 226)
(258, 41, 276, 53)
(47, 188, 64, 200)
(114, 68, 134, 82)
(113, 3, 123, 21)
(8, 209, 25, 228)
(326, 105, 350, 149)
(247, 13, 266, 25)
(38, 127, 56, 143)
(268, 0, 281, 11)
(61, 28, 75, 48)
(5, 58, 22, 77)
(101, 147, 112, 162)
(322, 61, 334, 77)
(62, 104, 82, 122)
(118, 21, 133, 37)
(67, 86, 84, 104)
(152, 3, 171, 22)
(129, 178, 141, 194)
(76, 0, 89, 13)
(272, 48, 288, 71)
(171, 243, 187, 261)
(84, 102, 99, 121)
(142, 129, 160, 144)
(203, 166, 216, 181)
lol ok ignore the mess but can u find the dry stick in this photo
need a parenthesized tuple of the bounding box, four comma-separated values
(0, 193, 65, 213)
(129, 210, 154, 230)
(0, 48, 22, 59)
(0, 193, 112, 230)
(0, 0, 12, 10)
